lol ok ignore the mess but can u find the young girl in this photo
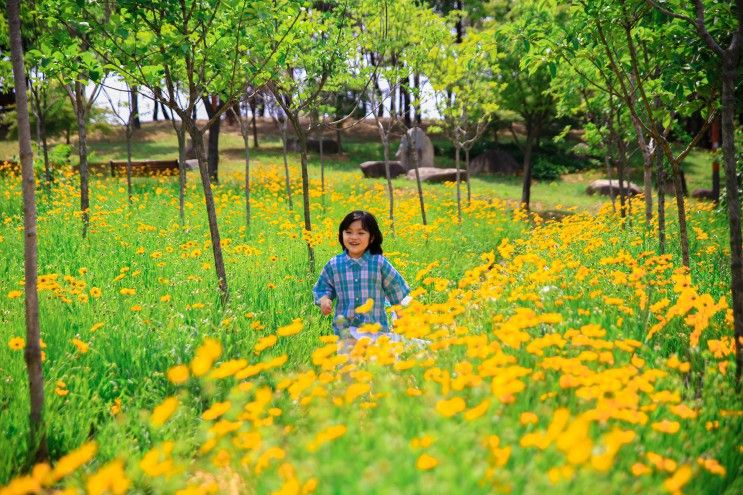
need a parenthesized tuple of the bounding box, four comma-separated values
(313, 210, 410, 345)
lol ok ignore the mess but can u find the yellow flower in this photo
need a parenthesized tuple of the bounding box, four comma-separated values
(90, 287, 102, 298)
(435, 396, 466, 418)
(191, 338, 222, 377)
(110, 398, 122, 416)
(651, 420, 680, 434)
(464, 399, 490, 421)
(277, 318, 303, 337)
(307, 424, 347, 452)
(160, 294, 172, 303)
(86, 459, 130, 495)
(7, 290, 22, 299)
(49, 441, 97, 482)
(72, 338, 89, 354)
(416, 453, 438, 470)
(151, 397, 179, 427)
(631, 463, 651, 476)
(344, 382, 371, 404)
(55, 385, 69, 397)
(202, 401, 232, 421)
(254, 334, 278, 353)
(90, 322, 104, 333)
(130, 304, 143, 312)
(410, 435, 434, 449)
(119, 288, 136, 296)
(8, 337, 25, 350)
(520, 412, 538, 425)
(354, 298, 374, 314)
(167, 365, 190, 384)
(663, 464, 693, 493)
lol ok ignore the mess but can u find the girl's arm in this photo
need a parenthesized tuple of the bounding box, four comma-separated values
(312, 263, 336, 305)
(380, 257, 410, 305)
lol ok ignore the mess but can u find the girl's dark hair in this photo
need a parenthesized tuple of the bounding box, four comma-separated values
(338, 210, 383, 255)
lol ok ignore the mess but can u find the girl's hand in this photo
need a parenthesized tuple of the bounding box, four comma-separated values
(319, 296, 333, 315)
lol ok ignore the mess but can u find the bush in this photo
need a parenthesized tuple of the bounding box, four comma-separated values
(531, 156, 568, 181)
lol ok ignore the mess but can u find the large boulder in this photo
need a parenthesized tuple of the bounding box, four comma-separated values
(586, 179, 642, 196)
(691, 189, 718, 201)
(396, 127, 435, 170)
(468, 149, 521, 175)
(407, 167, 467, 183)
(360, 161, 406, 179)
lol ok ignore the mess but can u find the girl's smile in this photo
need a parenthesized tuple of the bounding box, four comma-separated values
(343, 220, 371, 258)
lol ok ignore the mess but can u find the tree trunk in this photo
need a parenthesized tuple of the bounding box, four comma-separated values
(8, 0, 47, 463)
(131, 85, 141, 129)
(615, 129, 628, 220)
(188, 126, 229, 303)
(721, 55, 743, 383)
(656, 150, 666, 254)
(39, 116, 50, 187)
(520, 121, 539, 210)
(464, 147, 472, 206)
(74, 81, 90, 238)
(238, 117, 252, 233)
(402, 83, 411, 128)
(204, 95, 221, 183)
(249, 96, 259, 148)
(161, 101, 171, 120)
(381, 132, 395, 237)
(318, 124, 325, 196)
(280, 121, 293, 211)
(152, 99, 159, 121)
(455, 144, 462, 223)
(630, 121, 653, 226)
(125, 128, 133, 204)
(410, 129, 427, 225)
(669, 156, 691, 267)
(413, 73, 421, 125)
(604, 145, 616, 213)
(295, 121, 315, 272)
(175, 124, 186, 226)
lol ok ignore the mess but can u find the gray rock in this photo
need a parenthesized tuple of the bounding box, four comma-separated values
(469, 149, 521, 175)
(407, 167, 467, 183)
(586, 179, 642, 196)
(691, 189, 717, 201)
(360, 161, 406, 179)
(396, 127, 434, 170)
(184, 159, 199, 171)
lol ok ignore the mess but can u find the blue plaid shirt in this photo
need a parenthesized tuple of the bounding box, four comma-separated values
(313, 251, 410, 334)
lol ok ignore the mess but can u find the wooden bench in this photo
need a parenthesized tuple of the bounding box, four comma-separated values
(109, 160, 180, 177)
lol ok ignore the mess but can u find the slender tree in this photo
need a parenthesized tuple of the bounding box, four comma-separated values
(7, 0, 48, 463)
(647, 0, 743, 383)
(102, 80, 135, 203)
(74, 0, 302, 302)
(428, 27, 501, 220)
(267, 1, 360, 272)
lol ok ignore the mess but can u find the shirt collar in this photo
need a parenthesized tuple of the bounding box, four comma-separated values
(344, 250, 371, 266)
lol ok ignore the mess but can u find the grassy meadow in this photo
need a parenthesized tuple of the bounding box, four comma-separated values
(0, 123, 741, 494)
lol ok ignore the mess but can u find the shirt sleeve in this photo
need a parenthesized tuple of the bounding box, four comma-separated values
(380, 257, 410, 305)
(313, 262, 336, 304)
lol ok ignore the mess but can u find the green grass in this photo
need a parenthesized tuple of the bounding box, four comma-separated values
(0, 123, 739, 494)
(0, 120, 720, 215)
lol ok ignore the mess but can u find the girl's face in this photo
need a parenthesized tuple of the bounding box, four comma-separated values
(342, 220, 371, 258)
